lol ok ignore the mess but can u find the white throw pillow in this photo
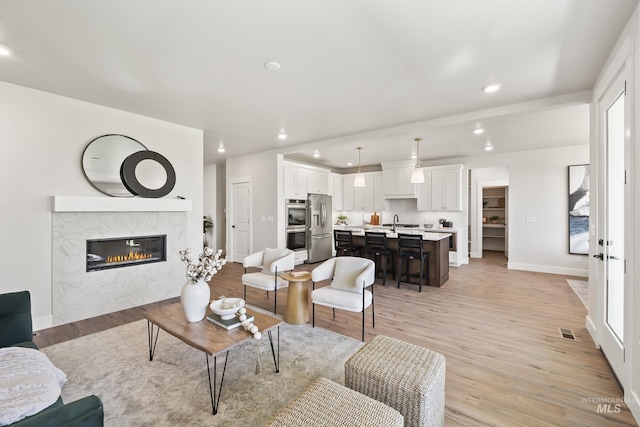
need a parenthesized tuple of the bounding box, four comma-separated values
(330, 259, 366, 294)
(0, 347, 67, 426)
(262, 248, 289, 273)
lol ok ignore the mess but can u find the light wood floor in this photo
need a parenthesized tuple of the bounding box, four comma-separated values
(35, 251, 638, 426)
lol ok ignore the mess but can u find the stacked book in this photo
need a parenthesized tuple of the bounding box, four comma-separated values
(206, 312, 254, 330)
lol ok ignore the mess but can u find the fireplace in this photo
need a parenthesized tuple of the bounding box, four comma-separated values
(86, 234, 167, 272)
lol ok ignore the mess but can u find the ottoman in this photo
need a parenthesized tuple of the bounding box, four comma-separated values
(264, 377, 404, 427)
(344, 335, 446, 427)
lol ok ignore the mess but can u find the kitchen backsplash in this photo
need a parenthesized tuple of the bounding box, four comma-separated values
(333, 198, 465, 229)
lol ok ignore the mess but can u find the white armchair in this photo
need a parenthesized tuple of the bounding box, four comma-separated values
(311, 256, 376, 341)
(242, 248, 295, 314)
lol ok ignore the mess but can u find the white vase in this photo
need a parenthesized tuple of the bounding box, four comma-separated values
(181, 280, 211, 322)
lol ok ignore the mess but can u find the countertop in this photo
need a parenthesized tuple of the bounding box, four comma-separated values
(334, 224, 452, 241)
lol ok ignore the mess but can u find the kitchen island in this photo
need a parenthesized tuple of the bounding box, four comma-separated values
(335, 226, 451, 287)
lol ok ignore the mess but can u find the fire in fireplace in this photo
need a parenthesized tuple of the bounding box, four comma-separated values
(86, 234, 166, 272)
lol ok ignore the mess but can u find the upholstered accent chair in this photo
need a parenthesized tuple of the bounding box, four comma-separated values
(310, 256, 375, 341)
(242, 248, 295, 314)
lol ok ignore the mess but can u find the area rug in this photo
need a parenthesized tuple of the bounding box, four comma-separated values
(41, 319, 364, 427)
(567, 279, 588, 308)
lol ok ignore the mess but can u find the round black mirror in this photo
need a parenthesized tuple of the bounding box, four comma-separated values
(82, 134, 147, 197)
(120, 150, 176, 198)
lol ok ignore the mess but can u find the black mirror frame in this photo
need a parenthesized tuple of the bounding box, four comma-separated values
(120, 150, 176, 198)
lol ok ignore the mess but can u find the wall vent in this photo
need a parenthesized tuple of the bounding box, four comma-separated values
(559, 328, 576, 340)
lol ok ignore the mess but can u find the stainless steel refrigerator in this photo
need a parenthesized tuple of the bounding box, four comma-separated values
(306, 193, 332, 263)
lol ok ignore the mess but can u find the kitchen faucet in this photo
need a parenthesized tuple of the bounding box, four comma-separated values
(392, 214, 399, 232)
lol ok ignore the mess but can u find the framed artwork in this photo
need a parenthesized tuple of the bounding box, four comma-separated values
(568, 164, 590, 255)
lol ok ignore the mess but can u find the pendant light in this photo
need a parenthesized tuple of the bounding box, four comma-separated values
(410, 138, 425, 183)
(354, 147, 365, 187)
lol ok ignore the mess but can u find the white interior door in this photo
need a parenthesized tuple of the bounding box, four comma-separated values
(596, 67, 630, 386)
(230, 180, 252, 263)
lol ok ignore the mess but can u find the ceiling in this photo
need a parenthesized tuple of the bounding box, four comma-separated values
(0, 1, 636, 170)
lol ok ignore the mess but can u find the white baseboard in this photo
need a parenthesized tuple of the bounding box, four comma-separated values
(628, 390, 640, 426)
(507, 262, 588, 277)
(585, 315, 598, 347)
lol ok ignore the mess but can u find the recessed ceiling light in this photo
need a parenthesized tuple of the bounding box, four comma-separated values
(347, 162, 353, 166)
(0, 46, 11, 56)
(265, 61, 281, 71)
(278, 133, 287, 140)
(411, 153, 417, 159)
(473, 128, 485, 135)
(217, 145, 225, 153)
(485, 144, 494, 151)
(483, 83, 502, 93)
(313, 151, 320, 158)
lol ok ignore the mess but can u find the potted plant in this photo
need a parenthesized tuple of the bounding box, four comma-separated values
(336, 215, 348, 225)
(489, 215, 500, 224)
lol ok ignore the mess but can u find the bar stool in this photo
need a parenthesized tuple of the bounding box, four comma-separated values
(334, 229, 363, 257)
(364, 231, 396, 285)
(397, 233, 429, 292)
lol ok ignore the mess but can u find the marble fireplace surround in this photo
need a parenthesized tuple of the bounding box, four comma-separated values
(51, 196, 192, 326)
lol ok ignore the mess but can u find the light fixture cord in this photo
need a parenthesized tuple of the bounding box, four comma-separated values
(415, 138, 421, 168)
(358, 148, 362, 173)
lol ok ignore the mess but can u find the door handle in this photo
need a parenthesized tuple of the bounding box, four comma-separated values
(593, 253, 604, 260)
(608, 255, 620, 260)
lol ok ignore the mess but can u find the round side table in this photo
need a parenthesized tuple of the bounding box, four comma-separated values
(281, 271, 312, 324)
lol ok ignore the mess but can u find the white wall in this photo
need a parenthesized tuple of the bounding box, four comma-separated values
(0, 81, 204, 329)
(226, 150, 279, 253)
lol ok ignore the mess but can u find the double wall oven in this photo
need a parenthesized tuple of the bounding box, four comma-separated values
(285, 199, 307, 251)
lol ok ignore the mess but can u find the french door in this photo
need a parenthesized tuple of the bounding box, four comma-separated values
(596, 65, 630, 386)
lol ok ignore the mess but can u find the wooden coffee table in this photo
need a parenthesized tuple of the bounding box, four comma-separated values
(141, 302, 283, 415)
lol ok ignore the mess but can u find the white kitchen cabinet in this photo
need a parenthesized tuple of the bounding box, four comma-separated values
(354, 176, 368, 210)
(429, 165, 463, 211)
(328, 173, 343, 210)
(342, 172, 384, 211)
(372, 173, 385, 211)
(307, 170, 329, 194)
(284, 165, 308, 199)
(284, 162, 330, 199)
(416, 164, 463, 211)
(416, 170, 433, 211)
(382, 166, 416, 198)
(433, 168, 461, 211)
(342, 176, 355, 210)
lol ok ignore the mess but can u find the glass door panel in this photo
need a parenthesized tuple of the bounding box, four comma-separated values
(605, 92, 625, 343)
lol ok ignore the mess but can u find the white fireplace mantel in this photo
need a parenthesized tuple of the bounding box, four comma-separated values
(52, 195, 192, 212)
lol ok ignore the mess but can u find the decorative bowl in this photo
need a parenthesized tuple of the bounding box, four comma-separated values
(210, 298, 245, 320)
